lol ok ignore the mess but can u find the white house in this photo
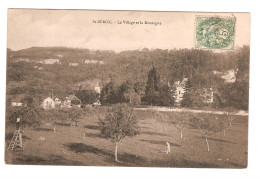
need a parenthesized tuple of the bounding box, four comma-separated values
(56, 54, 63, 57)
(39, 59, 60, 65)
(174, 78, 188, 104)
(202, 87, 214, 104)
(61, 97, 72, 108)
(54, 97, 62, 107)
(168, 77, 214, 105)
(16, 58, 30, 63)
(69, 63, 79, 67)
(221, 70, 237, 83)
(41, 97, 55, 110)
(84, 59, 104, 65)
(10, 95, 25, 107)
(212, 69, 237, 83)
(11, 100, 23, 107)
(33, 66, 44, 70)
(94, 81, 101, 94)
(93, 100, 101, 106)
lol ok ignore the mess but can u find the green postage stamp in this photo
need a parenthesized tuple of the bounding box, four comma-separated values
(195, 16, 236, 50)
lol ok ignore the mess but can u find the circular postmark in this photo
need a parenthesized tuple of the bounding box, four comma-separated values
(196, 17, 235, 49)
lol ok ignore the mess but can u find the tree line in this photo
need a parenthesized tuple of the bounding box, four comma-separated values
(7, 46, 249, 110)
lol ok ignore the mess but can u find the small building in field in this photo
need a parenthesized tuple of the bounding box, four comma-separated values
(16, 58, 30, 63)
(69, 63, 79, 67)
(39, 59, 60, 65)
(11, 100, 23, 107)
(10, 94, 25, 107)
(41, 97, 55, 110)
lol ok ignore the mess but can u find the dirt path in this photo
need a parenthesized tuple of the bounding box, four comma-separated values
(134, 107, 248, 116)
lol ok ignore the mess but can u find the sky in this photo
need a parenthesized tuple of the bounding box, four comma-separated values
(7, 9, 250, 51)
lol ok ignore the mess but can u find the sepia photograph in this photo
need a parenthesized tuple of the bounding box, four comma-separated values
(5, 9, 250, 168)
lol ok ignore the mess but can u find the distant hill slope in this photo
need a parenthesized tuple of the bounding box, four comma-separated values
(6, 46, 249, 104)
(10, 47, 116, 63)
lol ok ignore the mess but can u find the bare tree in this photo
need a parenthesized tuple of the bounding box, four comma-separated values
(155, 112, 169, 133)
(170, 112, 190, 139)
(189, 115, 223, 152)
(99, 104, 139, 162)
(228, 114, 234, 127)
(219, 115, 229, 136)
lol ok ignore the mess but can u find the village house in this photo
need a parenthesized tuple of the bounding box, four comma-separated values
(202, 87, 214, 104)
(168, 78, 214, 105)
(54, 97, 62, 108)
(221, 69, 237, 83)
(33, 66, 44, 70)
(15, 58, 30, 63)
(10, 94, 25, 107)
(62, 97, 72, 108)
(69, 63, 79, 67)
(75, 79, 103, 94)
(56, 54, 63, 58)
(41, 97, 55, 110)
(68, 95, 81, 105)
(174, 78, 188, 104)
(11, 100, 23, 107)
(93, 100, 101, 106)
(94, 81, 101, 94)
(41, 95, 81, 109)
(212, 69, 237, 83)
(84, 59, 104, 65)
(39, 59, 60, 65)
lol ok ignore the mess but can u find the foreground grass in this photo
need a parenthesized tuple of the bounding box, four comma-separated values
(5, 109, 248, 168)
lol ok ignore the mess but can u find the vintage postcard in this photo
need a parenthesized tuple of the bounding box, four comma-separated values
(5, 9, 250, 168)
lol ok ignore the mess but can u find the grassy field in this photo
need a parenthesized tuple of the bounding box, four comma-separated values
(5, 108, 248, 168)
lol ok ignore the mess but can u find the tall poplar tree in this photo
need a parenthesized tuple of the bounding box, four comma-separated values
(144, 67, 161, 105)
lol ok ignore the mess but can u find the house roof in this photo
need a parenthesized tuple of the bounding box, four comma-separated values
(11, 94, 26, 102)
(75, 79, 103, 89)
(68, 95, 80, 102)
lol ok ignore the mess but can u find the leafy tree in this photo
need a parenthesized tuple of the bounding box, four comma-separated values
(117, 80, 142, 105)
(7, 62, 28, 82)
(6, 106, 41, 128)
(158, 84, 175, 106)
(181, 88, 205, 108)
(100, 81, 117, 104)
(216, 82, 249, 110)
(123, 81, 136, 105)
(69, 106, 83, 126)
(75, 89, 98, 105)
(116, 81, 133, 103)
(134, 82, 144, 95)
(98, 104, 139, 162)
(236, 45, 250, 82)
